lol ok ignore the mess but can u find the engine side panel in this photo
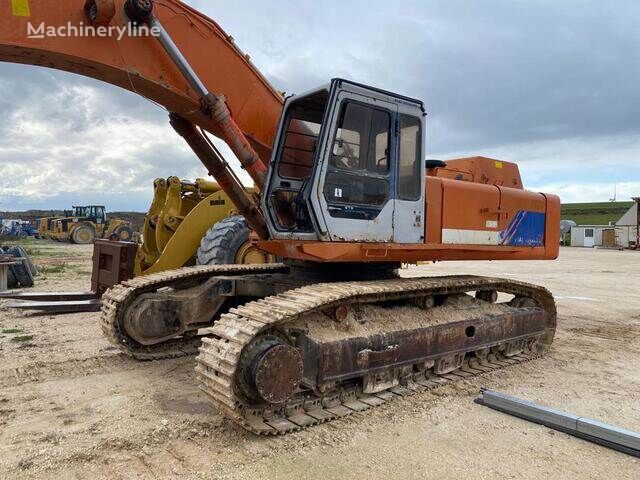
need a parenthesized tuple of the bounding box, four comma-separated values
(437, 177, 548, 247)
(257, 180, 560, 262)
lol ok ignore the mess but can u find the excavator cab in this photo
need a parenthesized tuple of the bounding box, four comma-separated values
(264, 79, 426, 244)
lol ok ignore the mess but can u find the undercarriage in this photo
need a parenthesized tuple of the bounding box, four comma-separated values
(101, 263, 289, 360)
(100, 264, 556, 434)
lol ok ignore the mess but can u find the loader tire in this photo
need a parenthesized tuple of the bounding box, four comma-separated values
(12, 245, 37, 277)
(72, 225, 95, 245)
(114, 225, 134, 242)
(0, 246, 17, 288)
(7, 267, 18, 289)
(8, 246, 34, 288)
(196, 215, 251, 266)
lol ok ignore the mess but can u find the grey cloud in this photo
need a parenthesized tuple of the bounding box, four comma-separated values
(0, 63, 167, 139)
(1, 0, 639, 210)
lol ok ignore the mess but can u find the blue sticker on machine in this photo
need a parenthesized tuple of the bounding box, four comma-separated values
(500, 211, 545, 246)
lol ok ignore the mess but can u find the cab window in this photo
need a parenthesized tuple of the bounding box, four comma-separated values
(278, 118, 321, 180)
(330, 102, 390, 174)
(324, 101, 392, 219)
(397, 115, 422, 201)
(277, 92, 327, 181)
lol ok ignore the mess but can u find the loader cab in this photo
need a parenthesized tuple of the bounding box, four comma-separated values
(73, 205, 107, 224)
(263, 79, 426, 243)
(90, 206, 107, 225)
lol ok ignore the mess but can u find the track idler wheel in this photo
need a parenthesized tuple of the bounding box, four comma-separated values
(509, 296, 538, 308)
(476, 289, 498, 303)
(239, 336, 303, 405)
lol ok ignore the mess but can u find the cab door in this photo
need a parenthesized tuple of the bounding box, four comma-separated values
(393, 113, 425, 243)
(315, 90, 397, 242)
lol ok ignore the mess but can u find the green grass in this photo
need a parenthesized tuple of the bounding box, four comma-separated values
(1, 327, 33, 345)
(22, 247, 72, 258)
(68, 264, 92, 275)
(10, 334, 33, 343)
(1, 328, 22, 334)
(0, 237, 40, 246)
(1, 238, 75, 257)
(561, 201, 633, 225)
(37, 263, 91, 278)
(38, 264, 68, 275)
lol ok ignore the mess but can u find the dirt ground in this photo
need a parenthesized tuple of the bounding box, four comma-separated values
(0, 241, 638, 479)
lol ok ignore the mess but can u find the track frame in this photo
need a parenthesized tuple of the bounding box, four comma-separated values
(195, 275, 556, 434)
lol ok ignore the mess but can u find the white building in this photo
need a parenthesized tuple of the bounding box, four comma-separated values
(570, 225, 612, 247)
(616, 200, 639, 248)
(570, 199, 639, 248)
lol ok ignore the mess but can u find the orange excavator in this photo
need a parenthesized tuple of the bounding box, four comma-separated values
(2, 0, 560, 434)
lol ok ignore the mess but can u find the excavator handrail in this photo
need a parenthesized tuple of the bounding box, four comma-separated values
(0, 0, 284, 162)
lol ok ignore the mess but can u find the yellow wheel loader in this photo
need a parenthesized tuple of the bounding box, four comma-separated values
(135, 176, 274, 276)
(4, 177, 275, 315)
(38, 210, 72, 239)
(51, 206, 134, 244)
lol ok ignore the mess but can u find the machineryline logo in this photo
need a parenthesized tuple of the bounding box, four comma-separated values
(27, 21, 161, 41)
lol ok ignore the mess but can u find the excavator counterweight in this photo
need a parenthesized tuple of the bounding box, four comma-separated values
(1, 0, 560, 434)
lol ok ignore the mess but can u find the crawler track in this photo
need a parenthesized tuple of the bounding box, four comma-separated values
(100, 263, 287, 360)
(196, 275, 556, 434)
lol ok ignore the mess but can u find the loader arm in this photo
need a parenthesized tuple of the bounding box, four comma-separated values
(0, 0, 284, 163)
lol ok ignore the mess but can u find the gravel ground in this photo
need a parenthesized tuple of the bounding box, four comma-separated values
(0, 241, 638, 479)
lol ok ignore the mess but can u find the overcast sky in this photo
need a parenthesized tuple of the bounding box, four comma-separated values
(1, 0, 639, 211)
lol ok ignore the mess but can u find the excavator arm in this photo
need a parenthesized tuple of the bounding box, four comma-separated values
(0, 0, 283, 163)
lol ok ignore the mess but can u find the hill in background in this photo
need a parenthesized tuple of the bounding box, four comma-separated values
(3, 201, 635, 233)
(561, 201, 633, 225)
(0, 210, 146, 232)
